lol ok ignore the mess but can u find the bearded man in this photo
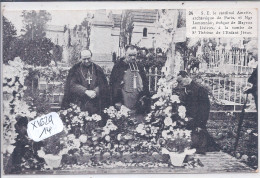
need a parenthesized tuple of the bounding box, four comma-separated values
(61, 49, 109, 114)
(110, 45, 150, 114)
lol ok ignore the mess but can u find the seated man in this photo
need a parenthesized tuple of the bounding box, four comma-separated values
(110, 45, 150, 114)
(61, 49, 109, 115)
(177, 71, 220, 153)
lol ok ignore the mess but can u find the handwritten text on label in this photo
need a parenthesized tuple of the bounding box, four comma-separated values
(27, 112, 63, 142)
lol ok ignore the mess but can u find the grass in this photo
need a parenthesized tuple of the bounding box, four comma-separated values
(207, 112, 258, 170)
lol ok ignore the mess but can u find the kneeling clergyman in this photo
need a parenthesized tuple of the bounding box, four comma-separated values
(61, 49, 110, 115)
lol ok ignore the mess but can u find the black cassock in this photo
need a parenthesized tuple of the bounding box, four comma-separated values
(110, 59, 150, 113)
(181, 81, 220, 153)
(61, 62, 109, 115)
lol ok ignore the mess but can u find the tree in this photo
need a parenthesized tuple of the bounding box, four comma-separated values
(18, 10, 54, 66)
(68, 43, 81, 66)
(52, 45, 63, 64)
(19, 38, 54, 66)
(21, 10, 51, 41)
(81, 13, 93, 50)
(3, 16, 17, 64)
(120, 10, 134, 48)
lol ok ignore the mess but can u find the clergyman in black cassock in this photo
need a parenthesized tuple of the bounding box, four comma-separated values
(177, 71, 220, 153)
(61, 50, 109, 115)
(110, 46, 150, 114)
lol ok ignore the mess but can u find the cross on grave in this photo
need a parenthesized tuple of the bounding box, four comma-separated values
(87, 76, 92, 85)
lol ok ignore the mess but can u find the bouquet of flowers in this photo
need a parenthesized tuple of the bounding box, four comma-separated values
(135, 76, 195, 166)
(3, 57, 37, 155)
(59, 103, 102, 137)
(103, 105, 133, 134)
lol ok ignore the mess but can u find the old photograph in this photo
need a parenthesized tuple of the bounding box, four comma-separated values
(1, 2, 258, 175)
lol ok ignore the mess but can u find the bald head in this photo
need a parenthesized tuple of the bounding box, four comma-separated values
(81, 49, 92, 65)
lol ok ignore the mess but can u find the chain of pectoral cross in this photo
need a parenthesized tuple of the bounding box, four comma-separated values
(128, 62, 139, 89)
(80, 63, 93, 85)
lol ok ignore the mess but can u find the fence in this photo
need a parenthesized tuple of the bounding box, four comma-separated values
(37, 67, 164, 109)
(36, 66, 255, 111)
(202, 75, 254, 105)
(203, 49, 255, 75)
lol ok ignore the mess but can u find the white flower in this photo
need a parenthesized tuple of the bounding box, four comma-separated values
(246, 129, 252, 134)
(178, 105, 186, 119)
(151, 126, 158, 134)
(67, 134, 76, 141)
(91, 114, 102, 122)
(105, 135, 110, 142)
(63, 110, 68, 116)
(164, 117, 172, 127)
(171, 122, 177, 127)
(154, 98, 164, 107)
(170, 95, 180, 103)
(136, 124, 146, 135)
(102, 119, 118, 136)
(117, 134, 122, 141)
(162, 130, 168, 139)
(50, 61, 56, 66)
(162, 86, 172, 94)
(70, 139, 81, 149)
(151, 93, 160, 99)
(7, 145, 15, 154)
(79, 135, 88, 143)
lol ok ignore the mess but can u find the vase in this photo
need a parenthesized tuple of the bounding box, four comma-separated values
(44, 154, 62, 169)
(161, 148, 196, 167)
(168, 151, 187, 166)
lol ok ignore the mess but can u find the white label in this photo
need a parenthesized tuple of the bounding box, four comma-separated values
(27, 112, 64, 142)
(186, 9, 257, 37)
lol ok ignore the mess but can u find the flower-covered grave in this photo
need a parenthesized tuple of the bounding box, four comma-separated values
(3, 58, 203, 173)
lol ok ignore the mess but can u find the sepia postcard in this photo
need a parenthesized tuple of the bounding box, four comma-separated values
(1, 1, 259, 177)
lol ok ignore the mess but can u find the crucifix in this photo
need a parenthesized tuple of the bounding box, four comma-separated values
(133, 73, 137, 89)
(86, 75, 92, 85)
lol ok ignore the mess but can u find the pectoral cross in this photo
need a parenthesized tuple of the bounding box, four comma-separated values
(87, 76, 92, 85)
(133, 72, 137, 89)
(129, 62, 139, 89)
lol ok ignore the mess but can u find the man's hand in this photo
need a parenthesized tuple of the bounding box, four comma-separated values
(195, 127, 202, 133)
(115, 103, 122, 110)
(85, 90, 97, 99)
(243, 85, 253, 94)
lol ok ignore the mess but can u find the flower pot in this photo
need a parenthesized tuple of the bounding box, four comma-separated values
(44, 154, 62, 169)
(168, 151, 187, 167)
(162, 148, 196, 167)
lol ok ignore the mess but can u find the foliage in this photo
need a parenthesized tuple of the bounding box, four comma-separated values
(3, 16, 17, 64)
(81, 13, 93, 50)
(136, 47, 167, 70)
(23, 65, 69, 114)
(3, 58, 37, 156)
(52, 45, 63, 64)
(18, 38, 55, 66)
(177, 10, 186, 28)
(13, 10, 55, 67)
(207, 112, 258, 170)
(21, 10, 51, 41)
(120, 10, 134, 48)
(68, 43, 81, 66)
